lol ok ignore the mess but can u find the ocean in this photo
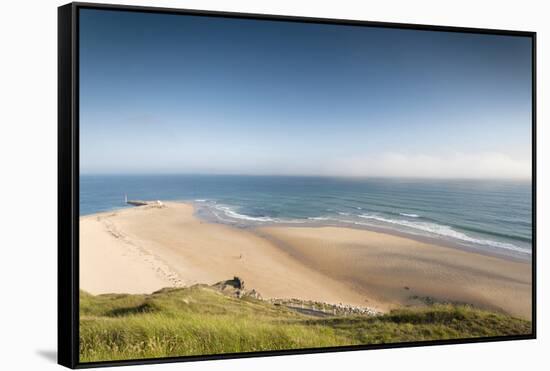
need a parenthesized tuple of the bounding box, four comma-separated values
(80, 175, 532, 258)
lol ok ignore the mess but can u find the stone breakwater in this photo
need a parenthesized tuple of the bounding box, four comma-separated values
(268, 298, 380, 317)
(210, 276, 380, 317)
(211, 277, 380, 317)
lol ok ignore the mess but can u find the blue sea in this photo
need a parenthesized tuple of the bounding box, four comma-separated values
(80, 175, 532, 259)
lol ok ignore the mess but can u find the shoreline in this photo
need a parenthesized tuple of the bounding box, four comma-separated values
(80, 201, 532, 263)
(79, 202, 532, 319)
(191, 201, 531, 264)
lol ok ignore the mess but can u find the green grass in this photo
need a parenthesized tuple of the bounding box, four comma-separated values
(80, 286, 531, 362)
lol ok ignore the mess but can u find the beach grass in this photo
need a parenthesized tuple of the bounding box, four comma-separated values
(79, 286, 531, 362)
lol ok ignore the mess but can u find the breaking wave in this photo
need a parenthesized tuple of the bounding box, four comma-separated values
(399, 213, 419, 218)
(357, 214, 529, 254)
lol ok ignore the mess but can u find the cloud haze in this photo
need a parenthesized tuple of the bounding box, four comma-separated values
(82, 148, 531, 179)
(321, 152, 531, 179)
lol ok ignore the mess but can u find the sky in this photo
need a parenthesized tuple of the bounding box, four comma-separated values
(79, 9, 533, 179)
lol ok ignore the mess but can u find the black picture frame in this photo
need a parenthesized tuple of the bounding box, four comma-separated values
(58, 2, 537, 369)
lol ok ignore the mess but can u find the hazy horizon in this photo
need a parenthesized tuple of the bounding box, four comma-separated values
(80, 9, 532, 179)
(79, 172, 532, 181)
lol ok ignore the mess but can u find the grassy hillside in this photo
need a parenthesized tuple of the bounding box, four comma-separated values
(80, 285, 531, 362)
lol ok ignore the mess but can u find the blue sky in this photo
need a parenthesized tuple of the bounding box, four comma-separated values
(79, 9, 532, 178)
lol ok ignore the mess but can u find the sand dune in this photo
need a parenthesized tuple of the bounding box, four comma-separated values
(80, 202, 532, 319)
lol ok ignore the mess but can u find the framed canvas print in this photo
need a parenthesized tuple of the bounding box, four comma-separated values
(58, 2, 536, 368)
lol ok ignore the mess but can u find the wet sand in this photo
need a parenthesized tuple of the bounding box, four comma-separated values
(258, 225, 532, 319)
(80, 202, 532, 319)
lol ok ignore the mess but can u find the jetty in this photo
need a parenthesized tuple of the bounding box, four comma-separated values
(125, 194, 164, 207)
(127, 200, 150, 206)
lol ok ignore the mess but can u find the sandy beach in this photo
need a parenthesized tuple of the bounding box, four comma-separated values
(80, 202, 532, 319)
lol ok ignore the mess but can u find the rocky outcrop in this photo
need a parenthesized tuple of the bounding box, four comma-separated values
(212, 276, 261, 299)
